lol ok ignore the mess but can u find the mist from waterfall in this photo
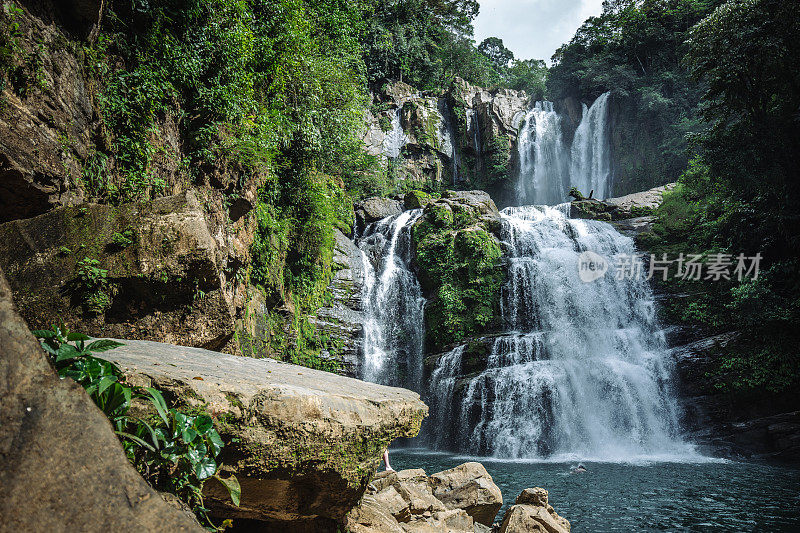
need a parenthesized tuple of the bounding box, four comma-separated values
(358, 210, 425, 389)
(428, 205, 697, 461)
(516, 92, 612, 205)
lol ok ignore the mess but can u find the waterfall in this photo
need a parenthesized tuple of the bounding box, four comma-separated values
(515, 92, 612, 205)
(358, 210, 425, 389)
(382, 108, 407, 159)
(570, 92, 612, 199)
(428, 205, 694, 461)
(516, 102, 570, 206)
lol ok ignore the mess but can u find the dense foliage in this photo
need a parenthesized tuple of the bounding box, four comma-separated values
(34, 324, 240, 528)
(548, 0, 723, 193)
(642, 0, 800, 395)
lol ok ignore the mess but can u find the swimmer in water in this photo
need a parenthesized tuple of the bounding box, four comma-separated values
(571, 464, 587, 474)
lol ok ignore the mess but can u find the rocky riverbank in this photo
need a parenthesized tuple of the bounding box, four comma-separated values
(347, 462, 570, 533)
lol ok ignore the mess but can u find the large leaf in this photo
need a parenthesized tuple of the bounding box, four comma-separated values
(193, 455, 217, 480)
(194, 414, 213, 435)
(55, 343, 81, 362)
(86, 339, 125, 353)
(213, 473, 241, 507)
(67, 332, 91, 341)
(31, 329, 56, 339)
(97, 375, 118, 395)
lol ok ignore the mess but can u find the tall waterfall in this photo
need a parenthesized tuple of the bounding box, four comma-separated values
(516, 92, 612, 204)
(516, 102, 570, 206)
(428, 205, 693, 460)
(358, 210, 425, 389)
(570, 92, 612, 199)
(382, 108, 407, 159)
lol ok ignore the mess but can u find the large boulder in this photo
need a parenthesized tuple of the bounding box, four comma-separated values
(429, 462, 503, 526)
(0, 191, 237, 350)
(605, 183, 677, 213)
(355, 196, 405, 228)
(0, 269, 204, 531)
(498, 488, 571, 533)
(103, 339, 428, 531)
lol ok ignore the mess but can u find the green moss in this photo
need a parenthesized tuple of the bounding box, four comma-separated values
(412, 201, 504, 352)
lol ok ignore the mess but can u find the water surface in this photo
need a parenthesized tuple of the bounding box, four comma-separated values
(391, 449, 800, 532)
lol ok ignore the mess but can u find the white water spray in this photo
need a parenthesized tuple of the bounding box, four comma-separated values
(358, 210, 425, 388)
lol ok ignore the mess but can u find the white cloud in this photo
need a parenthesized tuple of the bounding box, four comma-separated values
(473, 0, 605, 63)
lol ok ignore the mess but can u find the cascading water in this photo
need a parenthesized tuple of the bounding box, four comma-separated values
(570, 92, 612, 199)
(358, 210, 425, 389)
(428, 205, 695, 460)
(516, 102, 570, 206)
(516, 92, 612, 205)
(382, 108, 407, 159)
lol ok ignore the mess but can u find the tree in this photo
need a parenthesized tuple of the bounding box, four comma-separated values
(477, 36, 514, 75)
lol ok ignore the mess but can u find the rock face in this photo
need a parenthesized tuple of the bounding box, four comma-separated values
(346, 464, 502, 532)
(0, 269, 204, 532)
(0, 1, 262, 357)
(362, 80, 529, 203)
(311, 229, 368, 376)
(498, 488, 571, 533)
(411, 190, 504, 353)
(103, 339, 428, 530)
(0, 191, 239, 351)
(669, 331, 800, 461)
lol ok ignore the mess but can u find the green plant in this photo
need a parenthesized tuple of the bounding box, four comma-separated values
(74, 257, 112, 315)
(33, 324, 241, 528)
(110, 229, 135, 249)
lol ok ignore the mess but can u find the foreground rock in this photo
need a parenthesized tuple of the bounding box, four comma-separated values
(0, 270, 203, 531)
(346, 464, 502, 532)
(104, 339, 428, 531)
(430, 462, 503, 526)
(499, 488, 571, 533)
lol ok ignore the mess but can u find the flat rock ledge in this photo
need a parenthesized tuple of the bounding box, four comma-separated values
(104, 340, 428, 531)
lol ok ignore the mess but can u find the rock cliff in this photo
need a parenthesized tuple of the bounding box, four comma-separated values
(362, 79, 529, 204)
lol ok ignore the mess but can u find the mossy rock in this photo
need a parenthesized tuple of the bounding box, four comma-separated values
(404, 190, 432, 209)
(412, 194, 505, 353)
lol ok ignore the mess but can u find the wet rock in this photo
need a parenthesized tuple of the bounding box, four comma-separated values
(102, 339, 428, 530)
(0, 269, 203, 532)
(498, 487, 571, 533)
(356, 196, 405, 228)
(429, 462, 503, 526)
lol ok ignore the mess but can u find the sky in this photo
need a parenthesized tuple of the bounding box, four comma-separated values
(473, 0, 605, 63)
